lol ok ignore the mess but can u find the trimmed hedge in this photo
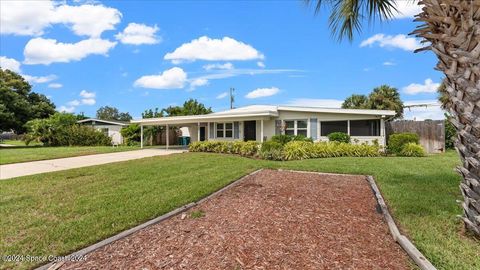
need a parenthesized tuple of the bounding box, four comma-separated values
(388, 132, 420, 154)
(189, 140, 381, 161)
(328, 132, 351, 143)
(399, 142, 425, 157)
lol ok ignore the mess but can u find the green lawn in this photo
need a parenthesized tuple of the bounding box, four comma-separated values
(0, 145, 141, 165)
(1, 151, 478, 270)
(1, 139, 43, 146)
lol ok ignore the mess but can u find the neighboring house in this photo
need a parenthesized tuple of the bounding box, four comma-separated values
(77, 118, 128, 145)
(132, 105, 396, 148)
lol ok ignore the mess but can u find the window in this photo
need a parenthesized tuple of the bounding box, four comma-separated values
(297, 120, 308, 137)
(350, 120, 380, 136)
(285, 120, 295, 135)
(284, 120, 308, 136)
(216, 123, 224, 138)
(321, 121, 347, 136)
(225, 123, 233, 138)
(216, 122, 233, 138)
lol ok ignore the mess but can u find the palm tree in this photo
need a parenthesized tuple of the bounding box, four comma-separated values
(307, 0, 479, 236)
(342, 94, 369, 109)
(368, 85, 404, 119)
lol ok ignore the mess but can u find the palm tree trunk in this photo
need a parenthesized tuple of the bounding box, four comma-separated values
(413, 0, 480, 236)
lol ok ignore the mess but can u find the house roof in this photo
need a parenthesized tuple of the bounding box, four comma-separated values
(77, 118, 129, 126)
(131, 105, 395, 126)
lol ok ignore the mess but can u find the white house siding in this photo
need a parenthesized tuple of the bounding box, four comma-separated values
(276, 111, 386, 146)
(94, 124, 123, 144)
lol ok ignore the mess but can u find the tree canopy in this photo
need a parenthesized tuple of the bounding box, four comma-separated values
(96, 106, 132, 121)
(342, 85, 403, 119)
(163, 99, 212, 117)
(0, 69, 56, 133)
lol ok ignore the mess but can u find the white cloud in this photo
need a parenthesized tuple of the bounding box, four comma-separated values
(360, 34, 421, 51)
(81, 98, 96, 105)
(23, 74, 57, 84)
(203, 62, 234, 70)
(134, 67, 187, 89)
(245, 87, 280, 99)
(403, 78, 440, 95)
(79, 90, 96, 105)
(0, 1, 121, 37)
(59, 90, 96, 113)
(80, 90, 95, 98)
(53, 4, 122, 38)
(164, 36, 264, 63)
(216, 92, 228, 99)
(392, 0, 422, 19)
(58, 105, 76, 113)
(0, 0, 55, 36)
(286, 98, 343, 108)
(257, 61, 265, 68)
(403, 100, 444, 120)
(24, 37, 117, 65)
(0, 56, 22, 73)
(383, 61, 396, 66)
(48, 83, 63, 89)
(189, 78, 209, 90)
(115, 23, 160, 45)
(67, 100, 81, 106)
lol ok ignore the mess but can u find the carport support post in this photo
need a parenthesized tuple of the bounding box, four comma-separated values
(140, 125, 143, 148)
(260, 119, 264, 142)
(166, 124, 169, 150)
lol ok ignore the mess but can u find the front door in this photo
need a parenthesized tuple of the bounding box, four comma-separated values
(243, 121, 256, 141)
(199, 126, 206, 141)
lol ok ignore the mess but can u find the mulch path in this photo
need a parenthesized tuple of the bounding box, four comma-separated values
(61, 169, 410, 269)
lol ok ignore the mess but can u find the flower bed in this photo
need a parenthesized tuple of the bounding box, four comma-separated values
(189, 140, 381, 161)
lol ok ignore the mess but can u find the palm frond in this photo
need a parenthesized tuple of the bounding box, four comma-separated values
(307, 0, 398, 41)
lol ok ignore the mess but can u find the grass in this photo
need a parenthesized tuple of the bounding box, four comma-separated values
(0, 145, 141, 165)
(0, 151, 478, 269)
(1, 139, 43, 146)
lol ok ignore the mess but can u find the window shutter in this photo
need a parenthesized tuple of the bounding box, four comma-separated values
(310, 118, 318, 140)
(275, 120, 282, 135)
(209, 122, 214, 139)
(234, 122, 240, 139)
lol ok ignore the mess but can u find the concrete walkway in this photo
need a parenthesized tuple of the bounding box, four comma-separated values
(0, 149, 185, 180)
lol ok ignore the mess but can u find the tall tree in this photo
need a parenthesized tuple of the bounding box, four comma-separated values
(367, 85, 403, 119)
(307, 0, 480, 236)
(342, 94, 369, 109)
(0, 69, 56, 133)
(96, 106, 132, 121)
(163, 99, 212, 116)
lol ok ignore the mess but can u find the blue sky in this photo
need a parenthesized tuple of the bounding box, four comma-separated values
(0, 0, 444, 120)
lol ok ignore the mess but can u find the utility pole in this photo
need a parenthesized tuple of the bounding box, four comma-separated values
(230, 87, 235, 109)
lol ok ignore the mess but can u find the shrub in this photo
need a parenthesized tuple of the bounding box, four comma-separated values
(283, 141, 313, 160)
(189, 141, 259, 157)
(259, 141, 284, 160)
(292, 134, 314, 143)
(444, 115, 456, 149)
(327, 132, 350, 143)
(270, 134, 293, 145)
(120, 124, 140, 146)
(190, 140, 381, 161)
(25, 113, 111, 146)
(388, 132, 419, 154)
(399, 143, 425, 157)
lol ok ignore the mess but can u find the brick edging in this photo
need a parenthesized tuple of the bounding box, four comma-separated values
(366, 175, 437, 270)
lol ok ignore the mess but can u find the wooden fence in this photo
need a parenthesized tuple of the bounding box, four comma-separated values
(386, 120, 445, 153)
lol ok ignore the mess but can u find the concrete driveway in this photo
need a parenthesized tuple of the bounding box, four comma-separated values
(0, 149, 185, 180)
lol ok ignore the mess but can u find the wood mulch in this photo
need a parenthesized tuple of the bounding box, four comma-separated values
(61, 169, 410, 269)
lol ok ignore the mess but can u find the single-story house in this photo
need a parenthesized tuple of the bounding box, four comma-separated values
(131, 105, 396, 148)
(78, 118, 128, 145)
